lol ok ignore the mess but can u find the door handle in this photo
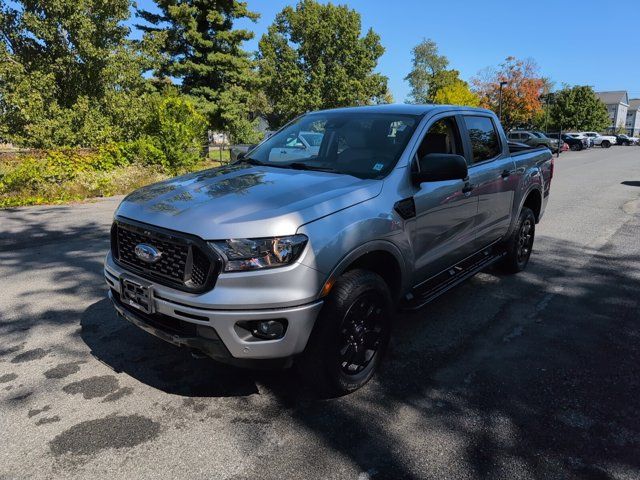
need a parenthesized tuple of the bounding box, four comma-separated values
(501, 169, 511, 179)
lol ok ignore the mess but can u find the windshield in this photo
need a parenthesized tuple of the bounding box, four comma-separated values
(244, 112, 420, 179)
(532, 131, 547, 138)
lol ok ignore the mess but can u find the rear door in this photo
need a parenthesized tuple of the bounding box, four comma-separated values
(461, 115, 517, 250)
(411, 114, 479, 283)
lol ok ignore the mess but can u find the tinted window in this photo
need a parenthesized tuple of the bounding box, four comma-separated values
(416, 116, 463, 158)
(464, 116, 501, 163)
(508, 132, 520, 140)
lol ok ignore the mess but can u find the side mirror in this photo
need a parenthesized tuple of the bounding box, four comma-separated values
(412, 153, 468, 184)
(236, 152, 246, 160)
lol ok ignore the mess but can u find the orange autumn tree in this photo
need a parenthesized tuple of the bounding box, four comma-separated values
(472, 57, 544, 130)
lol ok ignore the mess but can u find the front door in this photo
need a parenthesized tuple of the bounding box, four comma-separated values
(411, 114, 479, 284)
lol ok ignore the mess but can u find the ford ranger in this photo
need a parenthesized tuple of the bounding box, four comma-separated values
(105, 105, 553, 395)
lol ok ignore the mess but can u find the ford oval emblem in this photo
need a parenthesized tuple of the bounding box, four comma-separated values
(134, 243, 162, 263)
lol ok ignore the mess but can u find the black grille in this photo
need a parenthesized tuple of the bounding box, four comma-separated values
(111, 218, 220, 293)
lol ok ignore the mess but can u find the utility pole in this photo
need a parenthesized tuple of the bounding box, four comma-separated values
(498, 81, 507, 122)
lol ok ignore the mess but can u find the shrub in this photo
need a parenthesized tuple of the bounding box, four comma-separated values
(0, 90, 210, 206)
(144, 93, 207, 173)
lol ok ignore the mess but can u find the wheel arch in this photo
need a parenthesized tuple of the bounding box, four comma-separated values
(323, 241, 408, 304)
(522, 187, 542, 222)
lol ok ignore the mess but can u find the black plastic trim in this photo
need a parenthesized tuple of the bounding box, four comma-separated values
(111, 216, 222, 293)
(394, 197, 416, 219)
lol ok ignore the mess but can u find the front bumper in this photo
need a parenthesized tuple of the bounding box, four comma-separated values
(105, 253, 323, 361)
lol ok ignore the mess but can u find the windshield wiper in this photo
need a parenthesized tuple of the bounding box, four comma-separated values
(286, 162, 339, 173)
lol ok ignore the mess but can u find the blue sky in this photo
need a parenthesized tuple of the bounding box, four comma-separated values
(132, 0, 640, 101)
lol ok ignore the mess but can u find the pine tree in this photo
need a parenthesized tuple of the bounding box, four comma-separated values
(137, 0, 263, 142)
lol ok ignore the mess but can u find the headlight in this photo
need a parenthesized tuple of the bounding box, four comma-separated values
(209, 235, 308, 272)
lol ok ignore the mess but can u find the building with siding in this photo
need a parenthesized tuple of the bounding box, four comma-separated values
(626, 99, 640, 136)
(595, 91, 629, 133)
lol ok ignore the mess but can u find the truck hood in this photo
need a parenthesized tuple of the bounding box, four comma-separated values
(115, 164, 382, 239)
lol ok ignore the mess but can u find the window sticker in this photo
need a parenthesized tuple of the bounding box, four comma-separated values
(373, 163, 384, 171)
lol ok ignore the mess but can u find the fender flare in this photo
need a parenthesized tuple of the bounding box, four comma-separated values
(321, 239, 410, 300)
(507, 184, 543, 238)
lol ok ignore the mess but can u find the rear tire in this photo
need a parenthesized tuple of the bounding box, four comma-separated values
(298, 269, 393, 397)
(500, 207, 536, 274)
(601, 140, 611, 148)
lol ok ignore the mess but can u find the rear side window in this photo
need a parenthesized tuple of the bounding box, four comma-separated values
(464, 116, 501, 163)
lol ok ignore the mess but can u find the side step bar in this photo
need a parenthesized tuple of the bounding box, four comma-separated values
(403, 247, 506, 311)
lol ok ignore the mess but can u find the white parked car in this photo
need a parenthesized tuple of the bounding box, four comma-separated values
(581, 131, 617, 148)
(268, 131, 323, 163)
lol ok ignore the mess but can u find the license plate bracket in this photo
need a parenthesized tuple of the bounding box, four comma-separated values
(120, 276, 154, 314)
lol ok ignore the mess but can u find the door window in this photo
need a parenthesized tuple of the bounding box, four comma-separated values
(416, 116, 464, 160)
(463, 116, 501, 163)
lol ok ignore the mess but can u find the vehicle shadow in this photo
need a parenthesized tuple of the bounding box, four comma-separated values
(79, 298, 299, 398)
(621, 180, 640, 187)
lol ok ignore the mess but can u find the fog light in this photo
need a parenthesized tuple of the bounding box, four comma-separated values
(238, 319, 287, 340)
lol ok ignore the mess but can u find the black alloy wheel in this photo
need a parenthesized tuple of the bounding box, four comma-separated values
(500, 207, 536, 273)
(516, 217, 534, 266)
(299, 269, 393, 397)
(338, 292, 385, 375)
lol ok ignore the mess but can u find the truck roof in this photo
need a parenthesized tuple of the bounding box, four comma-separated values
(309, 103, 493, 117)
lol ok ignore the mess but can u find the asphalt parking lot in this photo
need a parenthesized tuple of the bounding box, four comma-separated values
(1, 146, 640, 479)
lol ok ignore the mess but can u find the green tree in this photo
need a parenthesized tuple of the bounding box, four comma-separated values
(433, 79, 480, 107)
(137, 0, 263, 142)
(547, 85, 610, 132)
(405, 39, 464, 104)
(0, 0, 152, 147)
(257, 0, 388, 127)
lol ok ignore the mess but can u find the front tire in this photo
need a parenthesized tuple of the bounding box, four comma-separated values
(298, 269, 392, 397)
(500, 207, 536, 273)
(601, 140, 611, 148)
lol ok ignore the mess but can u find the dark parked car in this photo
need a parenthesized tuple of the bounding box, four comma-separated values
(559, 133, 585, 151)
(507, 131, 561, 152)
(616, 134, 638, 146)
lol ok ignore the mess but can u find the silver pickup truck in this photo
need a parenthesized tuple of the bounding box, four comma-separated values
(105, 104, 553, 395)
